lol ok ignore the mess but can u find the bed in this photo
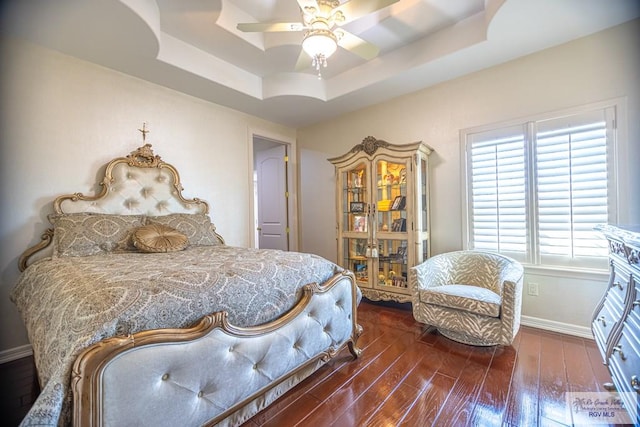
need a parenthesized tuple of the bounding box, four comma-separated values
(11, 143, 362, 427)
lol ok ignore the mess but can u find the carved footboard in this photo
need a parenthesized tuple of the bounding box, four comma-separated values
(71, 271, 362, 427)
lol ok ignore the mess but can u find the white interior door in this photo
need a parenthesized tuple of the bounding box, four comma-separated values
(256, 144, 289, 250)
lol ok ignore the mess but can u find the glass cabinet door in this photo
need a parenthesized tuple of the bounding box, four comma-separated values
(375, 238, 409, 291)
(373, 158, 410, 294)
(374, 159, 408, 235)
(340, 162, 369, 234)
(416, 155, 430, 264)
(343, 237, 368, 287)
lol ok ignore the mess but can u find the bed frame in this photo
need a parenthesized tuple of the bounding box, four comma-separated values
(18, 143, 362, 426)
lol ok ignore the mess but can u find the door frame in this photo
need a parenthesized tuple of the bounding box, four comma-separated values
(247, 127, 298, 251)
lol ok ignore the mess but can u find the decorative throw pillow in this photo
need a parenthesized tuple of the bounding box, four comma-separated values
(132, 223, 188, 253)
(146, 213, 223, 246)
(50, 213, 145, 257)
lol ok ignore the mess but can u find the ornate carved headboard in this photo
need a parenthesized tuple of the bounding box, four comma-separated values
(54, 144, 209, 216)
(19, 144, 219, 271)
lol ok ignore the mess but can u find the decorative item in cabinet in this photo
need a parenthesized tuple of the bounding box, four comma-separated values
(592, 224, 640, 424)
(329, 136, 433, 303)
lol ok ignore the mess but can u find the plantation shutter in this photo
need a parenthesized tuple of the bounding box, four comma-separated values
(465, 106, 614, 270)
(468, 125, 527, 261)
(535, 110, 610, 267)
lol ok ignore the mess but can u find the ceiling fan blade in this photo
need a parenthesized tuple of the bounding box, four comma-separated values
(295, 49, 312, 71)
(335, 0, 399, 25)
(336, 30, 379, 60)
(237, 22, 306, 32)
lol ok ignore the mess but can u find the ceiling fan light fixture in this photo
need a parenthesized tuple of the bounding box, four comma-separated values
(302, 29, 338, 78)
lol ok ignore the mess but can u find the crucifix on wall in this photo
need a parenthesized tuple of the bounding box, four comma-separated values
(138, 122, 150, 142)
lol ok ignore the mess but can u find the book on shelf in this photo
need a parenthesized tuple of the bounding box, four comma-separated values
(391, 218, 406, 232)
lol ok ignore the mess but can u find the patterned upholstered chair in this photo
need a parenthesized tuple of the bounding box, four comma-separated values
(409, 250, 524, 346)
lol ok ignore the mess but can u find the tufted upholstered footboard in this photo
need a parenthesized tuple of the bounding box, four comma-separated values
(71, 271, 362, 427)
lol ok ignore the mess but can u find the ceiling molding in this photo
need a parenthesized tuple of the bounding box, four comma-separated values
(1, 0, 638, 127)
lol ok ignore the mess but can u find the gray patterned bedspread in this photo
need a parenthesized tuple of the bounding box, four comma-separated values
(11, 245, 344, 427)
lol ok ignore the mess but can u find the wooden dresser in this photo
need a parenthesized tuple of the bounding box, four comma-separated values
(592, 224, 640, 421)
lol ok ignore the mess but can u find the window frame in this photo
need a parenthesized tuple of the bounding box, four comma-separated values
(460, 99, 625, 273)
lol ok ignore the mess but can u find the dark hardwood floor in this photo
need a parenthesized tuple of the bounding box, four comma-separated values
(1, 353, 39, 426)
(0, 301, 623, 426)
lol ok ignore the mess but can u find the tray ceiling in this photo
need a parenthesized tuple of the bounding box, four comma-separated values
(1, 0, 638, 127)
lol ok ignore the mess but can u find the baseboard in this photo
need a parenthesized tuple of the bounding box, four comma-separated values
(0, 344, 33, 364)
(521, 315, 593, 339)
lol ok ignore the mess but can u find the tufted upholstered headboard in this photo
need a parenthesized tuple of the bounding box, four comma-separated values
(54, 144, 209, 216)
(19, 144, 221, 271)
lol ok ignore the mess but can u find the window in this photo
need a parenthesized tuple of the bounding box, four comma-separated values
(462, 103, 618, 270)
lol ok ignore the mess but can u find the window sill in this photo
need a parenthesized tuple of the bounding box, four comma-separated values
(522, 264, 609, 281)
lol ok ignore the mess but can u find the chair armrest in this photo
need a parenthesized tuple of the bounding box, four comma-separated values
(409, 259, 447, 292)
(497, 260, 524, 295)
(499, 263, 524, 338)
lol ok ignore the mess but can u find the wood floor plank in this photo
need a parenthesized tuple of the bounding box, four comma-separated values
(365, 382, 423, 427)
(399, 372, 457, 425)
(431, 346, 495, 426)
(469, 344, 518, 425)
(305, 331, 401, 401)
(584, 337, 616, 392)
(300, 332, 415, 425)
(401, 342, 445, 391)
(429, 333, 474, 379)
(562, 334, 600, 393)
(330, 345, 426, 426)
(256, 393, 323, 427)
(537, 330, 571, 425)
(502, 328, 541, 426)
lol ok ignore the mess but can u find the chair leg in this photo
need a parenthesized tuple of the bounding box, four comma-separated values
(422, 325, 437, 334)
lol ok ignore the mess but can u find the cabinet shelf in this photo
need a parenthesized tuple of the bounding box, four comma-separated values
(377, 183, 406, 190)
(377, 282, 408, 289)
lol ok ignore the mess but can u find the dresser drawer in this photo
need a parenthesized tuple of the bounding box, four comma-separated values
(593, 298, 623, 356)
(607, 327, 640, 423)
(609, 260, 632, 306)
(609, 325, 640, 385)
(628, 282, 640, 342)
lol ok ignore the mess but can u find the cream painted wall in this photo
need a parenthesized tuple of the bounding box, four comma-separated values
(298, 148, 338, 263)
(298, 19, 640, 333)
(0, 37, 296, 354)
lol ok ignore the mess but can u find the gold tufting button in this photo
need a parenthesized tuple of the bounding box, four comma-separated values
(198, 391, 203, 398)
(161, 374, 169, 381)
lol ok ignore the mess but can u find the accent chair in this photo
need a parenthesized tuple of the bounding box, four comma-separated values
(409, 250, 524, 346)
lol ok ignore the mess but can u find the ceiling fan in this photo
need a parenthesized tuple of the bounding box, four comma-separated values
(237, 0, 399, 77)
